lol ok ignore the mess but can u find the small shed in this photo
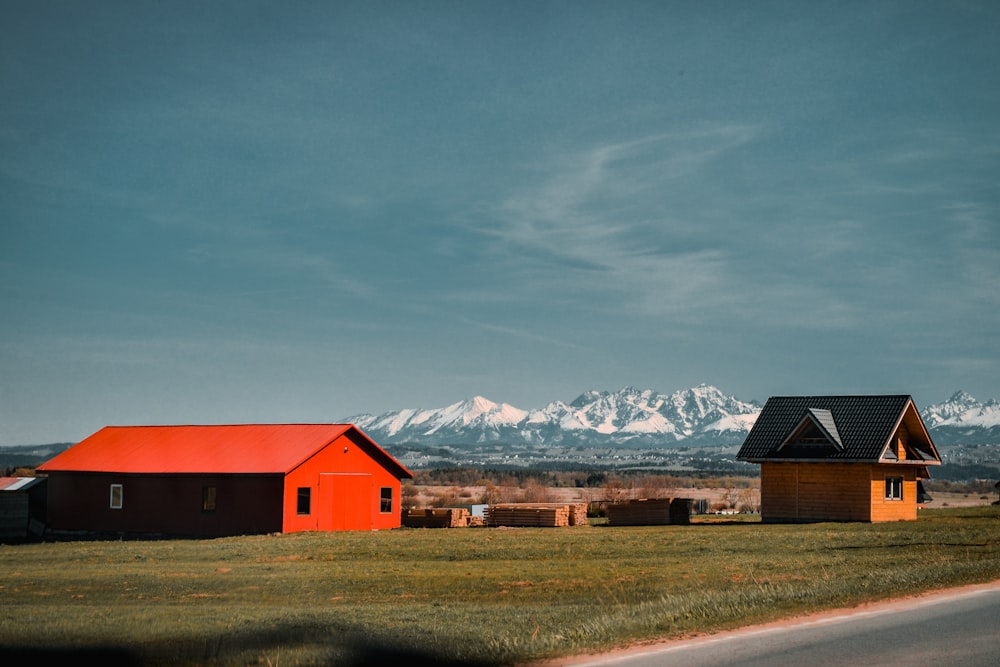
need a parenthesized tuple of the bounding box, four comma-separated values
(0, 477, 47, 539)
(737, 395, 940, 522)
(36, 424, 412, 538)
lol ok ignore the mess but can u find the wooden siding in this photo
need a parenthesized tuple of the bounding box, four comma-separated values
(761, 462, 871, 522)
(895, 423, 909, 460)
(44, 471, 284, 537)
(0, 494, 29, 538)
(761, 462, 920, 522)
(869, 465, 918, 522)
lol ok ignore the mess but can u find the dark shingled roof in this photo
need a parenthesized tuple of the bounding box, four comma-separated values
(737, 395, 935, 462)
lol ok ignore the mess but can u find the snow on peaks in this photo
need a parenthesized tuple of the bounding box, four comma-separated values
(344, 384, 761, 444)
(922, 391, 1000, 428)
(432, 396, 527, 429)
(346, 387, 1000, 446)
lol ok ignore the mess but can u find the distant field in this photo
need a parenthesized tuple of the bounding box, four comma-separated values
(2, 506, 999, 666)
(410, 483, 996, 512)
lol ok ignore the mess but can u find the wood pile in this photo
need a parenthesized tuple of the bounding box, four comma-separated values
(605, 498, 692, 526)
(484, 502, 589, 527)
(402, 507, 471, 528)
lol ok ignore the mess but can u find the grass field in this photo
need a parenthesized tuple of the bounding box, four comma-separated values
(2, 506, 999, 666)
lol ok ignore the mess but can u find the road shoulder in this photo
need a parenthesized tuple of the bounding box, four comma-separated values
(530, 579, 1000, 666)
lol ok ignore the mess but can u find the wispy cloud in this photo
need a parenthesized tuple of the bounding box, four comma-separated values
(483, 125, 766, 320)
(459, 317, 592, 351)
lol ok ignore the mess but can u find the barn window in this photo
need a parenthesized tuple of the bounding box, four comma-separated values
(885, 477, 903, 500)
(109, 483, 123, 509)
(297, 487, 311, 515)
(202, 486, 217, 513)
(380, 487, 393, 513)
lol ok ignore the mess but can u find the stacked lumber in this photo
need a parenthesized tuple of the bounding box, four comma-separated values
(605, 498, 692, 526)
(486, 503, 568, 527)
(402, 507, 471, 528)
(669, 498, 692, 524)
(566, 502, 589, 526)
(484, 502, 589, 527)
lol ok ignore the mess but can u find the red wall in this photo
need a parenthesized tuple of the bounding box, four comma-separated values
(282, 431, 403, 532)
(44, 471, 284, 537)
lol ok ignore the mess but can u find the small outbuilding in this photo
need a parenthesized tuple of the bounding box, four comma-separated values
(737, 395, 940, 523)
(37, 424, 412, 538)
(0, 476, 47, 539)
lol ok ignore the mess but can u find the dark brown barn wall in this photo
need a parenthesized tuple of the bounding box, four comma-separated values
(44, 472, 284, 537)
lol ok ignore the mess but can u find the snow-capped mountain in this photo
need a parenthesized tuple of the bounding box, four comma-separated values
(920, 390, 1000, 444)
(346, 386, 1000, 448)
(347, 384, 762, 447)
(349, 395, 529, 445)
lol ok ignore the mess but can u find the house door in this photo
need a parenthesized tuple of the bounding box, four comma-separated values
(318, 473, 373, 531)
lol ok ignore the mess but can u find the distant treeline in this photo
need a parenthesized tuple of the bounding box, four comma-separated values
(0, 443, 73, 471)
(930, 463, 1000, 483)
(410, 467, 758, 490)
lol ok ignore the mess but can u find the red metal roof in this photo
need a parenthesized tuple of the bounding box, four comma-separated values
(36, 424, 412, 477)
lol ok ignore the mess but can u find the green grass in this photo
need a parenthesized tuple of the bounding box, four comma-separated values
(2, 506, 999, 666)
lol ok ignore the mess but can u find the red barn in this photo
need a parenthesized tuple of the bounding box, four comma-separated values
(36, 424, 413, 538)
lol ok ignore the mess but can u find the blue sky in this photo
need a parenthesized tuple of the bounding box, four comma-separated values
(2, 1, 998, 444)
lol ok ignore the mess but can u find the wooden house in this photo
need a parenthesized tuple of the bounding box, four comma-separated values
(737, 396, 940, 522)
(36, 424, 413, 538)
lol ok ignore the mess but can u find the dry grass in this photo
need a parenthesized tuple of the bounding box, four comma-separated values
(1, 506, 998, 666)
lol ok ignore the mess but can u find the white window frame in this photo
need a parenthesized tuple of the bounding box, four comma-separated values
(885, 477, 903, 501)
(110, 483, 124, 509)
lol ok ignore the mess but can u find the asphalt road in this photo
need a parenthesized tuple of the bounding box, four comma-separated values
(556, 582, 1000, 667)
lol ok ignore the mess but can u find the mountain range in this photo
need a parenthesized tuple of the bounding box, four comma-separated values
(345, 385, 1000, 448)
(347, 386, 1000, 448)
(920, 390, 1000, 445)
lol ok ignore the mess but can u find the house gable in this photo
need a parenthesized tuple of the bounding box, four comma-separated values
(878, 402, 939, 464)
(777, 408, 844, 457)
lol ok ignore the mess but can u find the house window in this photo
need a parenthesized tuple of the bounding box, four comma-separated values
(380, 487, 393, 513)
(202, 486, 217, 513)
(110, 483, 123, 509)
(297, 487, 311, 515)
(885, 477, 903, 500)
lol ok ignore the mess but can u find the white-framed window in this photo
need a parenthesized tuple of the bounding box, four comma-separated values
(379, 487, 393, 513)
(110, 483, 124, 509)
(885, 477, 903, 501)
